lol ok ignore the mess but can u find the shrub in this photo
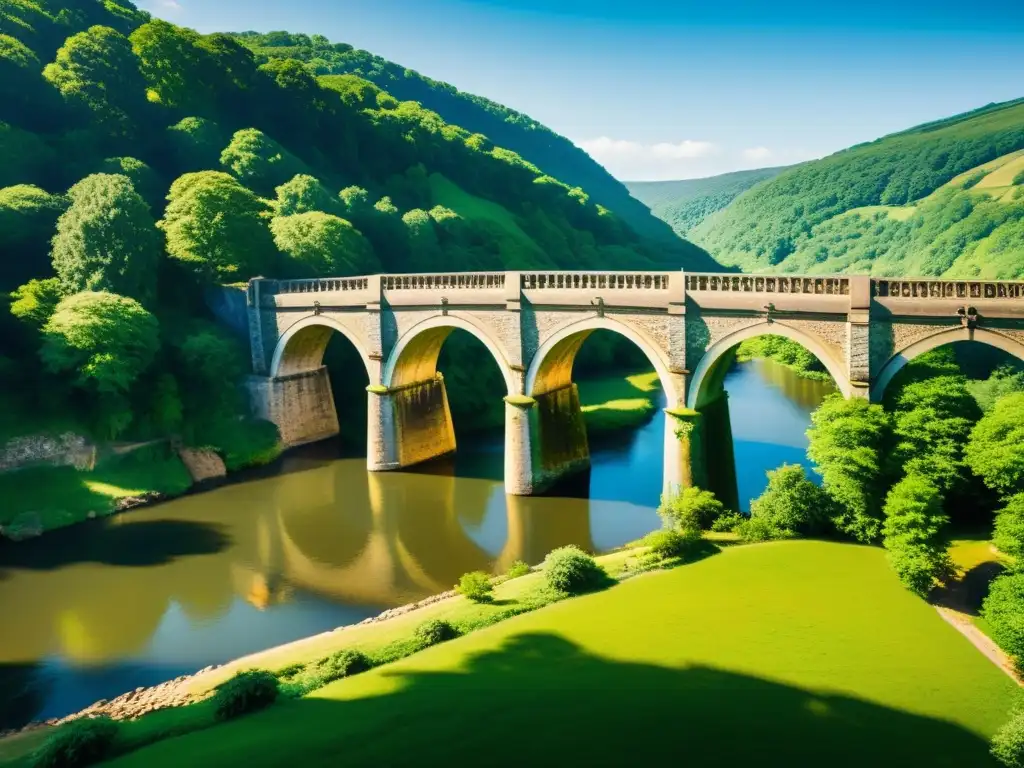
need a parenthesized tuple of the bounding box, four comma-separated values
(711, 511, 745, 533)
(982, 572, 1024, 665)
(658, 486, 725, 531)
(992, 710, 1024, 767)
(749, 464, 832, 537)
(414, 619, 458, 648)
(881, 474, 950, 597)
(212, 670, 279, 721)
(505, 560, 530, 579)
(736, 516, 791, 543)
(456, 571, 494, 603)
(543, 545, 608, 594)
(642, 527, 703, 561)
(994, 494, 1024, 560)
(32, 717, 118, 768)
(313, 649, 371, 684)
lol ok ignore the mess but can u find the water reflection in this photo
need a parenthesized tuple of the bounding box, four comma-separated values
(0, 359, 830, 725)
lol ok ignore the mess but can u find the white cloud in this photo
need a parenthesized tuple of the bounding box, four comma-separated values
(650, 140, 717, 160)
(742, 146, 773, 161)
(141, 0, 182, 14)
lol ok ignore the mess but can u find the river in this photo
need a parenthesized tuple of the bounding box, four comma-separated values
(0, 359, 833, 729)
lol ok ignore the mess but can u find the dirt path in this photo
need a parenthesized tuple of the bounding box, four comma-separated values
(934, 605, 1022, 684)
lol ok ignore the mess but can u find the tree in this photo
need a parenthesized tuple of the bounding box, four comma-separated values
(0, 121, 54, 189)
(41, 291, 159, 395)
(402, 208, 441, 270)
(167, 116, 226, 173)
(0, 185, 68, 290)
(881, 474, 950, 597)
(220, 128, 305, 196)
(51, 174, 160, 302)
(273, 174, 341, 217)
(993, 494, 1024, 560)
(967, 393, 1024, 498)
(9, 278, 62, 330)
(130, 20, 210, 112)
(658, 486, 725, 531)
(270, 212, 378, 277)
(749, 464, 833, 537)
(42, 25, 149, 139)
(96, 157, 162, 209)
(159, 171, 277, 282)
(807, 395, 892, 543)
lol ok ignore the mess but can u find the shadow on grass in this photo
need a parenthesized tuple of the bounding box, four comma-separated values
(109, 632, 998, 768)
(0, 520, 231, 574)
(936, 560, 1008, 616)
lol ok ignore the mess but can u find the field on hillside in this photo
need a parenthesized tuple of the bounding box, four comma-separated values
(106, 541, 1019, 767)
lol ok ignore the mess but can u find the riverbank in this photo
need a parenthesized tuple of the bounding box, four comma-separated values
(578, 370, 660, 434)
(9, 539, 1013, 768)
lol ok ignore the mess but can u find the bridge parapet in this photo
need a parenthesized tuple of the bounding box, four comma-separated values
(521, 271, 671, 291)
(382, 273, 506, 290)
(685, 273, 850, 296)
(872, 278, 1024, 300)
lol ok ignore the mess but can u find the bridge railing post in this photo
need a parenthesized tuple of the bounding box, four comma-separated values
(847, 275, 872, 398)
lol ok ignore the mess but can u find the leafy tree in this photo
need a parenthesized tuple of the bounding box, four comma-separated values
(402, 208, 441, 270)
(130, 19, 210, 111)
(41, 291, 159, 394)
(9, 278, 62, 330)
(42, 25, 149, 139)
(807, 395, 891, 543)
(993, 494, 1024, 560)
(749, 464, 833, 537)
(0, 121, 54, 188)
(220, 128, 306, 196)
(51, 174, 160, 302)
(0, 185, 68, 289)
(273, 174, 341, 217)
(270, 212, 379, 277)
(982, 572, 1024, 668)
(881, 474, 950, 597)
(969, 365, 1024, 413)
(658, 486, 725, 531)
(96, 156, 162, 208)
(0, 32, 60, 130)
(967, 393, 1024, 497)
(166, 116, 226, 173)
(159, 171, 277, 282)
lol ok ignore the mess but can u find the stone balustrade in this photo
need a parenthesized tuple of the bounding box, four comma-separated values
(685, 273, 850, 295)
(520, 271, 671, 290)
(382, 273, 506, 290)
(872, 278, 1024, 300)
(270, 277, 369, 294)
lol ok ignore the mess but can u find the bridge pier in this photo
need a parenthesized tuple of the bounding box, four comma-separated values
(505, 384, 590, 495)
(367, 375, 456, 472)
(247, 368, 340, 449)
(697, 391, 741, 513)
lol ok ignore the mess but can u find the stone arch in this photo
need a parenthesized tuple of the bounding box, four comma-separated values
(525, 316, 682, 406)
(270, 314, 373, 379)
(687, 321, 852, 409)
(383, 314, 517, 395)
(871, 326, 1024, 402)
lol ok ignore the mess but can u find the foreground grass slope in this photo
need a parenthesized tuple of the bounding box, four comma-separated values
(108, 541, 1017, 767)
(693, 97, 1024, 275)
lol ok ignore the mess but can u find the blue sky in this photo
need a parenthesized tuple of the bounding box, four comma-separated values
(139, 0, 1024, 181)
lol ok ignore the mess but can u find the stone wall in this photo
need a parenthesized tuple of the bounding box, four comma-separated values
(246, 368, 340, 449)
(0, 432, 96, 473)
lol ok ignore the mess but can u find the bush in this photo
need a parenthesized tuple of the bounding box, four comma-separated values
(658, 486, 725, 531)
(881, 474, 950, 597)
(749, 464, 832, 537)
(414, 619, 458, 648)
(313, 649, 371, 684)
(32, 717, 119, 768)
(642, 527, 703, 561)
(992, 710, 1024, 767)
(736, 516, 791, 543)
(982, 572, 1024, 665)
(711, 511, 745, 533)
(456, 571, 494, 603)
(543, 545, 608, 594)
(994, 494, 1024, 560)
(212, 670, 279, 721)
(505, 560, 530, 579)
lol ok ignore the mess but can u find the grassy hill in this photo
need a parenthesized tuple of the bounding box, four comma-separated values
(692, 98, 1024, 276)
(626, 166, 789, 236)
(227, 30, 710, 261)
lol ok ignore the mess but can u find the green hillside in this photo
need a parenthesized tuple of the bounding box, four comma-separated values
(692, 98, 1024, 275)
(626, 166, 789, 236)
(227, 30, 712, 259)
(0, 0, 716, 492)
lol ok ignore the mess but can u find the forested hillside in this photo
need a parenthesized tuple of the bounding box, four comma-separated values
(226, 30, 709, 256)
(625, 166, 788, 236)
(0, 0, 709, 479)
(692, 98, 1024, 276)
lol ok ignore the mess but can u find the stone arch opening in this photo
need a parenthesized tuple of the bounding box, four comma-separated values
(259, 315, 372, 450)
(687, 321, 850, 410)
(871, 327, 1024, 403)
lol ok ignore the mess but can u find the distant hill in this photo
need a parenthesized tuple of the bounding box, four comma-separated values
(626, 166, 789, 236)
(690, 98, 1024, 276)
(227, 31, 712, 263)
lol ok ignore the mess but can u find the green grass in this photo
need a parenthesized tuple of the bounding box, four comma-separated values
(101, 541, 1018, 767)
(0, 445, 193, 533)
(578, 370, 660, 434)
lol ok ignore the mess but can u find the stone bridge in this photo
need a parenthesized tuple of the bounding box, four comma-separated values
(245, 271, 1024, 507)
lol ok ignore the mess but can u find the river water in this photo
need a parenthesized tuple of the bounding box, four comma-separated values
(0, 360, 833, 728)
